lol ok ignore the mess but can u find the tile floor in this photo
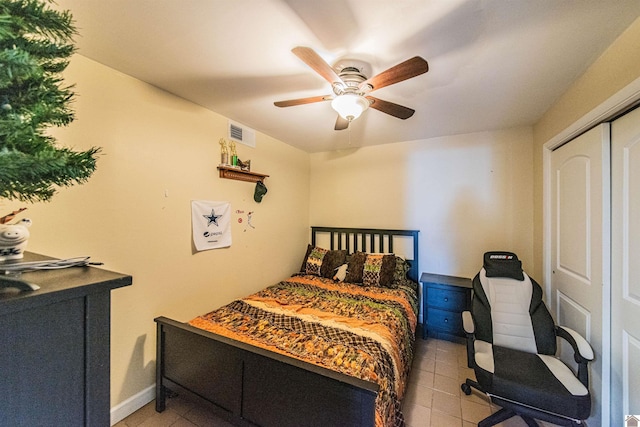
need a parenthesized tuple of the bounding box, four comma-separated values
(115, 338, 562, 427)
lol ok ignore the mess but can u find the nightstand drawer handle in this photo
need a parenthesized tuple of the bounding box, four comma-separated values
(444, 318, 448, 322)
(444, 297, 448, 302)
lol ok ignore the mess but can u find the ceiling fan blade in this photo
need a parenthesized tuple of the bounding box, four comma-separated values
(274, 95, 332, 107)
(334, 115, 349, 131)
(366, 96, 415, 119)
(292, 46, 343, 85)
(360, 56, 429, 91)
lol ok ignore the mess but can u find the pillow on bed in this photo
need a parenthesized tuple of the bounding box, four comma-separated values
(300, 245, 347, 278)
(394, 256, 411, 281)
(363, 254, 397, 288)
(345, 252, 397, 288)
(345, 252, 367, 283)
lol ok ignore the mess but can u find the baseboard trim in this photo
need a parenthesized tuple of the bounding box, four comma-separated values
(110, 384, 155, 426)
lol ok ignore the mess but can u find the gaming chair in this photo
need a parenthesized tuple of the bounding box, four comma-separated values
(461, 252, 593, 427)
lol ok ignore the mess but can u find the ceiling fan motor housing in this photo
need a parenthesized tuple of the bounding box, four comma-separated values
(331, 61, 372, 121)
(332, 59, 372, 95)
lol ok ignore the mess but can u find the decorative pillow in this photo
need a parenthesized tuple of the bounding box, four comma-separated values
(305, 246, 327, 276)
(363, 254, 397, 288)
(300, 245, 347, 278)
(345, 252, 397, 287)
(321, 249, 348, 278)
(393, 256, 411, 281)
(345, 252, 367, 283)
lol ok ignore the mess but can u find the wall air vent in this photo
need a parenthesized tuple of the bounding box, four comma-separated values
(228, 120, 256, 148)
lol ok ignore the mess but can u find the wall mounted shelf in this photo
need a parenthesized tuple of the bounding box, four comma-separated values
(217, 166, 269, 183)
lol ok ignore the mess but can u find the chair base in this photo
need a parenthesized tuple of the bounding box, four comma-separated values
(478, 408, 539, 427)
(461, 379, 586, 427)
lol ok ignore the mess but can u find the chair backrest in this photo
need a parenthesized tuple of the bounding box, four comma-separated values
(471, 252, 557, 355)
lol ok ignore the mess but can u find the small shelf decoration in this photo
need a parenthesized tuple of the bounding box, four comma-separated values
(230, 141, 238, 166)
(219, 138, 229, 165)
(217, 166, 269, 184)
(217, 137, 267, 184)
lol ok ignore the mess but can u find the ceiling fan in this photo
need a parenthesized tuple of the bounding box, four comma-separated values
(274, 46, 429, 130)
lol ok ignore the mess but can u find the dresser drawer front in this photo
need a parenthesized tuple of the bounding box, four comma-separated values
(427, 308, 463, 334)
(426, 287, 467, 311)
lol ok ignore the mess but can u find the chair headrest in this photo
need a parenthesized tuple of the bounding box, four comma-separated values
(483, 251, 524, 281)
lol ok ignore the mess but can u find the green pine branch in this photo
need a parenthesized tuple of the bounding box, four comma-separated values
(0, 145, 100, 202)
(0, 0, 99, 203)
(1, 0, 76, 41)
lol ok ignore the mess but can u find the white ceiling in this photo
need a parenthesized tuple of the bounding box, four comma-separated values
(54, 0, 640, 153)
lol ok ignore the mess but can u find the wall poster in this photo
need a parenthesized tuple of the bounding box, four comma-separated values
(191, 200, 232, 251)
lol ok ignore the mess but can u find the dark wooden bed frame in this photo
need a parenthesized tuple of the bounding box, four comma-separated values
(155, 226, 420, 427)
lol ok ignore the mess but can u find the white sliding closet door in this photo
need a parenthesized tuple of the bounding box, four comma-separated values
(611, 106, 640, 423)
(549, 124, 609, 427)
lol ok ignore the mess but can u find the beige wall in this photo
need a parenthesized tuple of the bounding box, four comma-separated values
(310, 127, 534, 280)
(0, 55, 310, 408)
(532, 17, 640, 280)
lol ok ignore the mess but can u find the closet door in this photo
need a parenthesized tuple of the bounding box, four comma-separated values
(611, 106, 640, 423)
(550, 124, 609, 426)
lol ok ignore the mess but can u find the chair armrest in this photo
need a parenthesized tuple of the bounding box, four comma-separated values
(462, 311, 474, 334)
(556, 326, 594, 361)
(556, 325, 593, 388)
(462, 310, 475, 369)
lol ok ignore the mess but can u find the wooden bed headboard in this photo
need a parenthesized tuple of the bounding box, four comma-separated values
(311, 226, 420, 283)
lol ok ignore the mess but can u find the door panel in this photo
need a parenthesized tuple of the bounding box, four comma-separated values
(557, 290, 591, 340)
(550, 124, 608, 426)
(611, 106, 640, 423)
(557, 157, 591, 282)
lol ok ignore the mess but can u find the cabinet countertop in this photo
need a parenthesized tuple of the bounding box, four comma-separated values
(0, 252, 132, 315)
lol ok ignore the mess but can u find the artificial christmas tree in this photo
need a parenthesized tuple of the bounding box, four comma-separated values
(0, 0, 100, 202)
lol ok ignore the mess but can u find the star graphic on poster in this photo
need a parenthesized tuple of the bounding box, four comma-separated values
(203, 209, 222, 226)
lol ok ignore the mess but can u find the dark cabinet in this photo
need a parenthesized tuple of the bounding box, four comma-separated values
(421, 272, 472, 342)
(0, 253, 132, 426)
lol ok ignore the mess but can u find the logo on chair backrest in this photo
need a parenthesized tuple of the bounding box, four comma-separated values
(489, 254, 514, 260)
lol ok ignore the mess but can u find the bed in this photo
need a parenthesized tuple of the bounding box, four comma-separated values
(155, 226, 420, 427)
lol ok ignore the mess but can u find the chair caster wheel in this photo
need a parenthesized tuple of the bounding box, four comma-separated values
(461, 383, 472, 395)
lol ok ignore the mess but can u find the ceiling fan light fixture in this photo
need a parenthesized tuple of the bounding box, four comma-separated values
(331, 93, 369, 121)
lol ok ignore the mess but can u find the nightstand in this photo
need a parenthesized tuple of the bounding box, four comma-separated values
(421, 272, 472, 342)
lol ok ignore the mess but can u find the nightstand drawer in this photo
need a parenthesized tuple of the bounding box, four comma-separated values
(427, 308, 463, 334)
(426, 287, 467, 311)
